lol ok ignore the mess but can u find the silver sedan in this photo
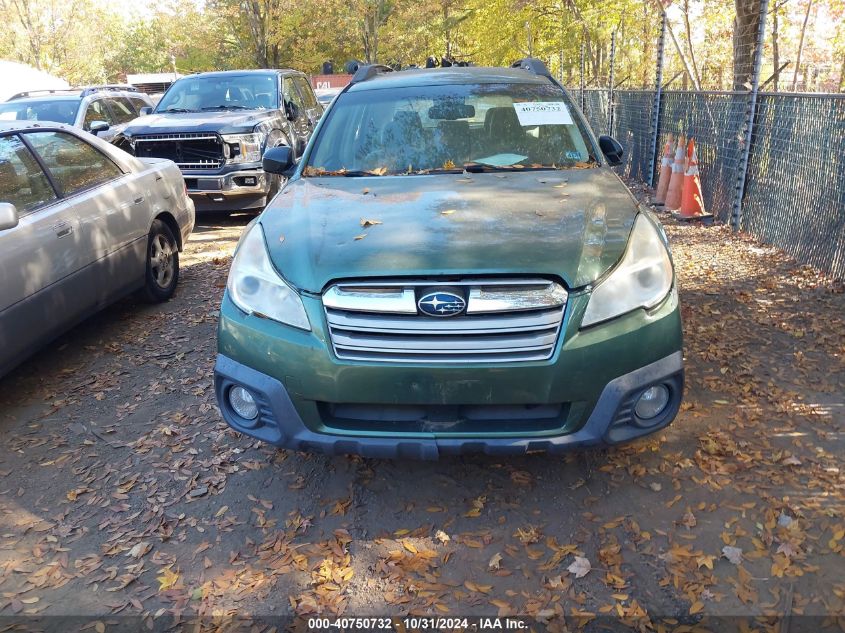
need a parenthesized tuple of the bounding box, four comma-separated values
(0, 121, 195, 377)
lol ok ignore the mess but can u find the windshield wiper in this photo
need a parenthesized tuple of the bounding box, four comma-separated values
(200, 105, 251, 111)
(160, 108, 194, 113)
(340, 170, 385, 177)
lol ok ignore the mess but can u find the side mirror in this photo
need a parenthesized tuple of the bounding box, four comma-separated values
(0, 202, 19, 231)
(285, 100, 300, 122)
(89, 120, 110, 134)
(139, 106, 153, 116)
(598, 135, 624, 166)
(262, 146, 294, 175)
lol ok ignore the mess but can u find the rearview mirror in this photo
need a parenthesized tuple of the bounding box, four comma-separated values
(262, 146, 294, 175)
(139, 106, 153, 116)
(598, 135, 624, 166)
(89, 120, 110, 134)
(429, 103, 475, 120)
(0, 202, 19, 231)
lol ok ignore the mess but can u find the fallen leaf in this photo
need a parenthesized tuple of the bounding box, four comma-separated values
(488, 552, 502, 570)
(567, 556, 592, 578)
(157, 566, 180, 591)
(360, 218, 382, 228)
(722, 546, 743, 565)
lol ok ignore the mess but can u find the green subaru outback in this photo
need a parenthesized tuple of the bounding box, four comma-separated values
(214, 59, 683, 459)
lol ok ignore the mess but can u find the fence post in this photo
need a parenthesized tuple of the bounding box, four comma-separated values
(608, 30, 616, 135)
(647, 13, 667, 187)
(731, 0, 769, 230)
(579, 40, 586, 112)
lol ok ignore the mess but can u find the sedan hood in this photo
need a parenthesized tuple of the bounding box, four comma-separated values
(260, 169, 639, 293)
(122, 110, 275, 136)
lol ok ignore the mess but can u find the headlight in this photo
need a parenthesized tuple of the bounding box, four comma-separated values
(226, 223, 310, 330)
(222, 132, 264, 163)
(581, 214, 673, 327)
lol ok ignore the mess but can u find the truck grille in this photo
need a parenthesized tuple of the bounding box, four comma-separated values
(323, 279, 567, 364)
(132, 133, 225, 170)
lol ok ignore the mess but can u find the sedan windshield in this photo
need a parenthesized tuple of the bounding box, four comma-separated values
(156, 74, 278, 113)
(305, 82, 596, 175)
(0, 99, 79, 125)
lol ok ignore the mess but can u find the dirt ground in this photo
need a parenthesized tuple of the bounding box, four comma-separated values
(0, 195, 843, 632)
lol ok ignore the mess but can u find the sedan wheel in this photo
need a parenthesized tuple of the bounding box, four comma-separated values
(143, 219, 180, 302)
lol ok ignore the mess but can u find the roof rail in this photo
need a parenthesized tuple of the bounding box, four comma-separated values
(511, 58, 552, 79)
(349, 64, 394, 84)
(79, 84, 139, 97)
(8, 89, 78, 100)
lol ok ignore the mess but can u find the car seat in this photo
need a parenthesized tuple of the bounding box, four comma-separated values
(483, 107, 533, 157)
(434, 120, 470, 166)
(381, 111, 427, 171)
(255, 93, 274, 109)
(0, 159, 23, 203)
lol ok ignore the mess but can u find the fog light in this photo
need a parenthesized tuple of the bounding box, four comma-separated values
(229, 386, 259, 420)
(635, 385, 670, 420)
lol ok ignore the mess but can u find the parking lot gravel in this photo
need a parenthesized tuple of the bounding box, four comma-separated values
(0, 203, 843, 631)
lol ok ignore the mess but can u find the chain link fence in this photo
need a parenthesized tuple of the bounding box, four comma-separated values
(566, 0, 845, 279)
(577, 87, 845, 277)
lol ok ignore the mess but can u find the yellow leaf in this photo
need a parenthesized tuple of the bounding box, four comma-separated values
(394, 529, 410, 536)
(690, 601, 704, 614)
(402, 540, 417, 554)
(157, 566, 179, 592)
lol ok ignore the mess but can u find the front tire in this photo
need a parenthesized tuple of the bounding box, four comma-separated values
(143, 219, 179, 303)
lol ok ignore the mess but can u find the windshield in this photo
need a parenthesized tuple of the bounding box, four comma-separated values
(156, 74, 279, 113)
(0, 99, 79, 125)
(305, 82, 596, 175)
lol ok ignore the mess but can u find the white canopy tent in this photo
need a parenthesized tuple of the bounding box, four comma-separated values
(0, 61, 70, 102)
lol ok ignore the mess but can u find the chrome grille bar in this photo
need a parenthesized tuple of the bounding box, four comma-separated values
(134, 133, 220, 142)
(323, 279, 567, 364)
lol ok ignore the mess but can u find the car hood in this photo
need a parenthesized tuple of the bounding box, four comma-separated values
(260, 169, 639, 293)
(121, 110, 276, 136)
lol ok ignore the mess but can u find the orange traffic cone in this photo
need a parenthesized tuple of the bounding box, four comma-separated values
(677, 138, 709, 219)
(653, 134, 673, 205)
(664, 134, 686, 211)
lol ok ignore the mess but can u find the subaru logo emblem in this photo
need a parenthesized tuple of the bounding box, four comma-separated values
(417, 291, 466, 317)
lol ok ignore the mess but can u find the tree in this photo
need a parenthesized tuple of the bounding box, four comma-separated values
(733, 0, 765, 90)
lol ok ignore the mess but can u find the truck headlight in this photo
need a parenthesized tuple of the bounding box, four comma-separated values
(226, 223, 310, 331)
(581, 214, 674, 327)
(222, 132, 264, 163)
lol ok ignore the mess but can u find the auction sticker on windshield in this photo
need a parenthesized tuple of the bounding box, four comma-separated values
(513, 101, 573, 126)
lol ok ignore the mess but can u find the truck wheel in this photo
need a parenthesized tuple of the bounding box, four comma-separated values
(266, 173, 281, 205)
(142, 219, 179, 303)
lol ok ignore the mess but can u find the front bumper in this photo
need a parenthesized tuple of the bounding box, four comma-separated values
(214, 351, 683, 459)
(183, 165, 271, 212)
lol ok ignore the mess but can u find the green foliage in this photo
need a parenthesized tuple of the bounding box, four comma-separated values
(0, 0, 841, 91)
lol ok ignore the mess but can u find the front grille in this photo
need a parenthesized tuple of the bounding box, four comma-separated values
(323, 279, 567, 364)
(319, 402, 570, 434)
(132, 133, 225, 170)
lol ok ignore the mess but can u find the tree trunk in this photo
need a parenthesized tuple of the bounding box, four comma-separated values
(733, 0, 763, 90)
(791, 0, 812, 91)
